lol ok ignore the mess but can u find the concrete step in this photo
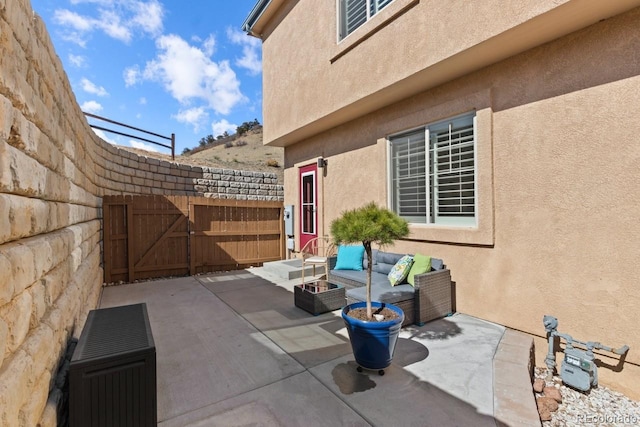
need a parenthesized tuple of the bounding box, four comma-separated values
(262, 259, 326, 280)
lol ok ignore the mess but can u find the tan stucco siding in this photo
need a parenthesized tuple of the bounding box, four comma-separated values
(261, 0, 640, 146)
(282, 8, 640, 398)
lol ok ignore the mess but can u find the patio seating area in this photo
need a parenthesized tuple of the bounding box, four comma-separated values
(98, 267, 540, 426)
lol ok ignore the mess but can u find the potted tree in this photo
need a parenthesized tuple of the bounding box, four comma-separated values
(330, 202, 410, 374)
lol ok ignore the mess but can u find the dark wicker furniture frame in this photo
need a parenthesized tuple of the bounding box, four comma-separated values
(294, 281, 346, 315)
(327, 256, 453, 327)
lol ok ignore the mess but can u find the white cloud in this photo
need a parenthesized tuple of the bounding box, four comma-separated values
(68, 54, 87, 67)
(61, 32, 88, 48)
(54, 9, 93, 31)
(227, 27, 262, 76)
(130, 140, 159, 152)
(70, 0, 114, 5)
(81, 100, 103, 113)
(92, 128, 118, 145)
(236, 46, 262, 76)
(226, 28, 242, 44)
(138, 34, 246, 115)
(81, 78, 108, 96)
(212, 119, 237, 137)
(53, 1, 164, 45)
(123, 65, 140, 86)
(139, 97, 147, 105)
(131, 0, 164, 36)
(202, 35, 216, 57)
(97, 10, 132, 43)
(173, 107, 208, 132)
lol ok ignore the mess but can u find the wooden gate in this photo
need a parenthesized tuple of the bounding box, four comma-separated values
(103, 195, 284, 283)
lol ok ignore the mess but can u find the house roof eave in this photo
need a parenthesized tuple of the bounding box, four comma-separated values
(243, 0, 287, 38)
(242, 0, 270, 37)
(263, 0, 640, 148)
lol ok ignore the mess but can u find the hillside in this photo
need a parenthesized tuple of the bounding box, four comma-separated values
(118, 128, 284, 183)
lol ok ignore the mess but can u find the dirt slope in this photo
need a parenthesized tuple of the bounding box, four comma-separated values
(118, 128, 284, 183)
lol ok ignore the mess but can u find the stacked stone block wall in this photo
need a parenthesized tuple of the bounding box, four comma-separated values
(94, 141, 283, 200)
(0, 0, 282, 425)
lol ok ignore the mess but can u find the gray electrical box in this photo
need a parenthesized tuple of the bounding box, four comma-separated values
(284, 205, 294, 236)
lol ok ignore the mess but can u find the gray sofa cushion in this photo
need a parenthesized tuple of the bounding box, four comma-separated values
(370, 271, 391, 287)
(330, 251, 444, 291)
(346, 282, 415, 305)
(431, 258, 444, 270)
(362, 249, 378, 270)
(329, 269, 390, 285)
(372, 251, 405, 275)
(330, 269, 367, 283)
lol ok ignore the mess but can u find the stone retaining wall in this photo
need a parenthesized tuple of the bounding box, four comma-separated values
(96, 143, 282, 200)
(0, 0, 282, 425)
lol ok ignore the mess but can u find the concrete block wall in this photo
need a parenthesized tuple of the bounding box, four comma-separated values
(94, 141, 283, 200)
(0, 0, 282, 425)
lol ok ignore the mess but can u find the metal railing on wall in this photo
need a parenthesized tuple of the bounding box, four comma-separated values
(84, 112, 175, 160)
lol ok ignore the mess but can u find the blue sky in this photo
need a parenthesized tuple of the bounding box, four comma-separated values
(30, 0, 262, 155)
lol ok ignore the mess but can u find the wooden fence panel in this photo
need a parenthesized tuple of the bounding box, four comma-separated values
(190, 199, 284, 274)
(129, 195, 190, 281)
(103, 197, 130, 283)
(103, 196, 284, 283)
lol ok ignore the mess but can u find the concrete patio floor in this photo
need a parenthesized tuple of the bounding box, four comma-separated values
(98, 267, 540, 426)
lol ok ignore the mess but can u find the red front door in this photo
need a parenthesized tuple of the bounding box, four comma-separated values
(299, 164, 318, 251)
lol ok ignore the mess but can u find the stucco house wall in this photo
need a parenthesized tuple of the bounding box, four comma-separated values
(251, 0, 640, 398)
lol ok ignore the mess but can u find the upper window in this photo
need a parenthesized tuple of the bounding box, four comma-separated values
(389, 113, 476, 226)
(339, 0, 394, 40)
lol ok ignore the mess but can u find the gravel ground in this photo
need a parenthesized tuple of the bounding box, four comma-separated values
(534, 368, 640, 426)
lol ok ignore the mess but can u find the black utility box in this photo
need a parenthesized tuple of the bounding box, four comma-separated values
(70, 303, 157, 427)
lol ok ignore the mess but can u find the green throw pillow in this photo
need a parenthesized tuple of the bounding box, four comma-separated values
(407, 253, 431, 286)
(388, 255, 414, 286)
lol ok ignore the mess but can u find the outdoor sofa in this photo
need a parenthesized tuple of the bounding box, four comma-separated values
(327, 250, 453, 326)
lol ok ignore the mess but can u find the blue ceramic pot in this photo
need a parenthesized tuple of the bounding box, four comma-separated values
(342, 301, 404, 370)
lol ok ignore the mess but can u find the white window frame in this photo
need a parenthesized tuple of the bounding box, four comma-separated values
(300, 170, 317, 235)
(338, 0, 395, 41)
(388, 112, 477, 227)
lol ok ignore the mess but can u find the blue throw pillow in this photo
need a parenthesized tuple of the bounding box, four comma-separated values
(334, 245, 365, 271)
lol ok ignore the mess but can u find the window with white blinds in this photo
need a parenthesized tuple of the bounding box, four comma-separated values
(390, 113, 476, 226)
(339, 0, 394, 40)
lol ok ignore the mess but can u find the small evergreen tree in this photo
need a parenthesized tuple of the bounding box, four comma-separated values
(330, 202, 409, 319)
